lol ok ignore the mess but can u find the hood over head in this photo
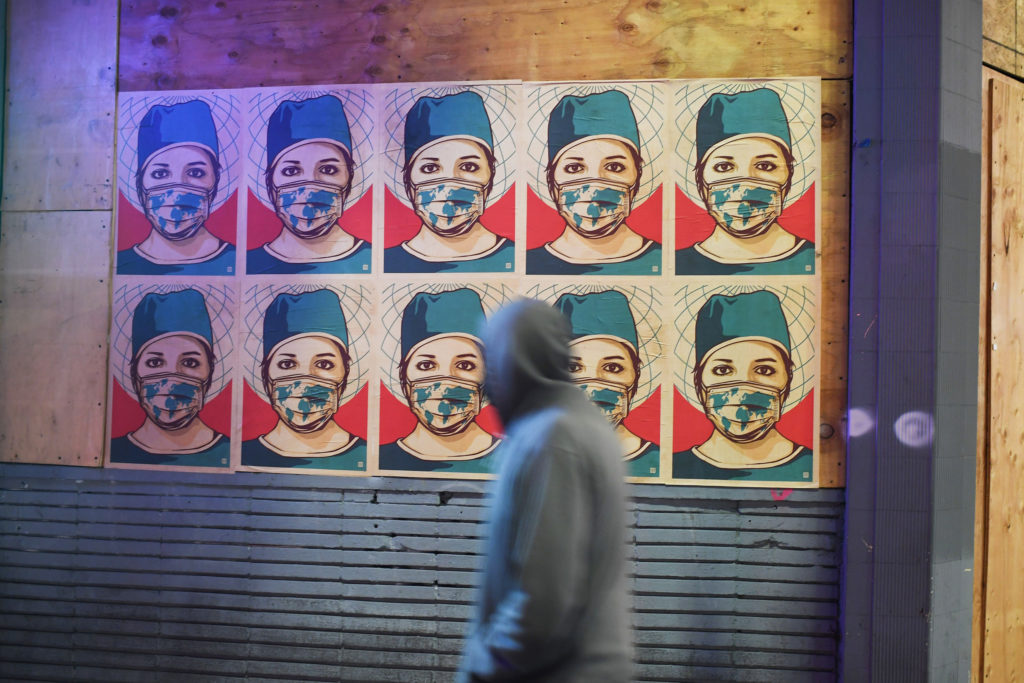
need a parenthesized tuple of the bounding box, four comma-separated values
(479, 298, 572, 423)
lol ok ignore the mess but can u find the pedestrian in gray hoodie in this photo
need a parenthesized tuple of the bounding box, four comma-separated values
(458, 298, 632, 682)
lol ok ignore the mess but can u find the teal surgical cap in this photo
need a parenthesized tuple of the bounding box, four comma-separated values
(547, 90, 640, 165)
(404, 91, 493, 166)
(263, 289, 349, 358)
(266, 94, 352, 168)
(138, 100, 219, 172)
(553, 290, 638, 352)
(695, 290, 791, 364)
(132, 289, 214, 358)
(695, 88, 791, 163)
(401, 289, 485, 360)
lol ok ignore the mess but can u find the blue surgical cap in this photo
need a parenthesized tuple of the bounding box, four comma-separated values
(553, 290, 638, 352)
(401, 289, 486, 360)
(695, 290, 791, 365)
(266, 95, 353, 168)
(263, 289, 349, 358)
(547, 90, 640, 165)
(137, 100, 219, 173)
(132, 289, 214, 358)
(403, 91, 493, 166)
(695, 88, 791, 163)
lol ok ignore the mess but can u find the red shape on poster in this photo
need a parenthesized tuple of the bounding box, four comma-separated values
(622, 387, 661, 445)
(117, 190, 238, 250)
(674, 182, 816, 250)
(525, 185, 663, 249)
(246, 188, 373, 249)
(776, 388, 814, 449)
(383, 183, 516, 248)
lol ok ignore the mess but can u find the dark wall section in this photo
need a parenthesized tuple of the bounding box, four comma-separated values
(1, 464, 843, 681)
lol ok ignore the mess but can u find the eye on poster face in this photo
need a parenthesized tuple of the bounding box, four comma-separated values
(377, 283, 512, 478)
(115, 92, 241, 276)
(107, 283, 235, 470)
(673, 79, 820, 276)
(671, 283, 818, 486)
(524, 82, 666, 277)
(380, 84, 518, 275)
(244, 88, 375, 275)
(525, 284, 665, 479)
(239, 284, 371, 474)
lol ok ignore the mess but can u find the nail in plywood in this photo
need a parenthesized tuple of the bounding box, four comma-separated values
(0, 211, 111, 466)
(982, 74, 1024, 683)
(1, 0, 117, 211)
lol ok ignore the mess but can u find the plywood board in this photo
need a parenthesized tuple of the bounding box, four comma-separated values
(973, 69, 995, 683)
(819, 79, 850, 487)
(985, 0, 1016, 50)
(2, 0, 117, 211)
(0, 211, 111, 465)
(983, 73, 1024, 682)
(117, 0, 851, 91)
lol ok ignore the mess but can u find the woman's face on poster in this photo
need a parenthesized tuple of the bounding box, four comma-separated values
(132, 333, 212, 430)
(139, 145, 217, 240)
(136, 334, 212, 383)
(402, 335, 485, 436)
(140, 144, 218, 194)
(700, 339, 789, 394)
(270, 140, 352, 192)
(699, 136, 790, 192)
(405, 336, 485, 386)
(266, 335, 348, 386)
(568, 337, 638, 388)
(552, 138, 639, 190)
(264, 334, 348, 433)
(568, 337, 638, 426)
(409, 138, 493, 190)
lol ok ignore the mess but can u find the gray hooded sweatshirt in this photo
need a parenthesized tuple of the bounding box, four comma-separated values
(458, 299, 632, 683)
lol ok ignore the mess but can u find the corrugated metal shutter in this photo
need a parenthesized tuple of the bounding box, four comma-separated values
(0, 464, 841, 682)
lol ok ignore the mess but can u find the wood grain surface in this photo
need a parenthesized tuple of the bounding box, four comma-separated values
(976, 70, 1024, 683)
(118, 0, 852, 91)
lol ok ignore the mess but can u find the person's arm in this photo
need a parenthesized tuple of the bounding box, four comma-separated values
(460, 445, 593, 681)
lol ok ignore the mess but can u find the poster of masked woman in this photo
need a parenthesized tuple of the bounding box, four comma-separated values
(244, 88, 375, 274)
(526, 284, 665, 479)
(376, 284, 511, 477)
(239, 284, 371, 474)
(381, 84, 517, 273)
(524, 83, 666, 276)
(115, 93, 241, 276)
(673, 80, 820, 276)
(670, 283, 818, 486)
(107, 283, 235, 469)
